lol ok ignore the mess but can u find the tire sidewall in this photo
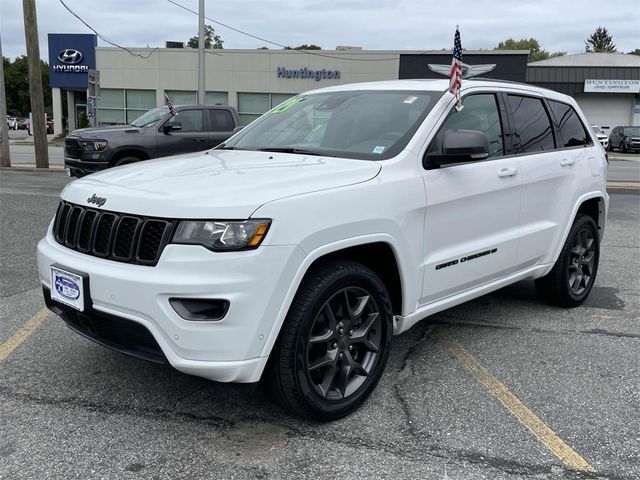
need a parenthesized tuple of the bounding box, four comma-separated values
(292, 266, 393, 419)
(560, 216, 600, 304)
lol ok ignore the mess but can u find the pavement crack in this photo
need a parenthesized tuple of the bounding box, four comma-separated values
(0, 386, 231, 429)
(172, 385, 208, 412)
(392, 324, 435, 438)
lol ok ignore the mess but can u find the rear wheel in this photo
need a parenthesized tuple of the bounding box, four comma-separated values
(267, 260, 393, 421)
(535, 214, 599, 307)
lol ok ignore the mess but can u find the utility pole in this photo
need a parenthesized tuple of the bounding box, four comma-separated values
(0, 35, 11, 167)
(22, 0, 49, 168)
(197, 0, 205, 104)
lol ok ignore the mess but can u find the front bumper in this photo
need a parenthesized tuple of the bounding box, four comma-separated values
(38, 224, 305, 383)
(64, 158, 109, 177)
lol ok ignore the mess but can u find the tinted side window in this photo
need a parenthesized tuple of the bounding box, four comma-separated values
(506, 95, 555, 153)
(211, 110, 234, 132)
(427, 94, 504, 158)
(548, 101, 591, 147)
(167, 110, 204, 132)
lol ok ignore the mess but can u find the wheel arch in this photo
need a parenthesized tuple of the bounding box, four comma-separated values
(550, 192, 607, 267)
(109, 148, 150, 166)
(258, 235, 408, 362)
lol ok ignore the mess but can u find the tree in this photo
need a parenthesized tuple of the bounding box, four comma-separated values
(293, 44, 321, 50)
(2, 55, 52, 116)
(187, 25, 223, 49)
(627, 48, 640, 56)
(585, 27, 616, 52)
(77, 110, 90, 128)
(495, 38, 565, 63)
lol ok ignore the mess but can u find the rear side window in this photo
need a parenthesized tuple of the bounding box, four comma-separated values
(548, 101, 591, 148)
(427, 94, 505, 158)
(211, 110, 234, 132)
(506, 95, 555, 153)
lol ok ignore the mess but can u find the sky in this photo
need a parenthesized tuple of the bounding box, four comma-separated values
(1, 0, 639, 61)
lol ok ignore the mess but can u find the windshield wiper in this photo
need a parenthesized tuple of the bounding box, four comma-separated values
(256, 147, 332, 157)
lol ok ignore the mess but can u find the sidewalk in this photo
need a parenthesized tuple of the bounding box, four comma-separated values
(8, 134, 64, 146)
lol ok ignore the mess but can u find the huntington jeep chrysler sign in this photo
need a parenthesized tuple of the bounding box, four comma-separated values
(277, 67, 341, 81)
(584, 79, 640, 93)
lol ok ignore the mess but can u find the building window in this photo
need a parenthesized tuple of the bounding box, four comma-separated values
(165, 91, 229, 106)
(97, 89, 155, 126)
(166, 90, 196, 105)
(205, 91, 228, 106)
(237, 92, 295, 126)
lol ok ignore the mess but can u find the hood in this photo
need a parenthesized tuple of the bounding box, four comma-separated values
(69, 125, 142, 138)
(60, 150, 382, 218)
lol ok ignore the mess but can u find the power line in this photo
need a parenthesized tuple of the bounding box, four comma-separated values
(58, 0, 159, 59)
(166, 0, 399, 62)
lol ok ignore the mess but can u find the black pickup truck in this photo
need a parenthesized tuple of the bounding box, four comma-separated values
(64, 105, 240, 177)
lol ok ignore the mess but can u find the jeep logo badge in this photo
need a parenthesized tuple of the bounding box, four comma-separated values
(58, 49, 83, 65)
(87, 194, 107, 207)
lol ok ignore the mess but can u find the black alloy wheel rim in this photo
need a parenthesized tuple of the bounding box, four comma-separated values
(305, 287, 383, 401)
(568, 227, 596, 296)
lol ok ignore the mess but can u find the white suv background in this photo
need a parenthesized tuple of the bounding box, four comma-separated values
(38, 79, 608, 420)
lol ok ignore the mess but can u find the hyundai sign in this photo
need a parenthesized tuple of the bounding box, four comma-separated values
(48, 33, 97, 88)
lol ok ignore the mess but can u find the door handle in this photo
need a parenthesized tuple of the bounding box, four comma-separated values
(497, 167, 519, 178)
(560, 158, 576, 167)
(193, 137, 207, 142)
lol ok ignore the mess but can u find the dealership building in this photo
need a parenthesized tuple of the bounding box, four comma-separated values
(48, 33, 640, 135)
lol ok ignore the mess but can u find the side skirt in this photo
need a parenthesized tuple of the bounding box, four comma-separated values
(393, 264, 551, 335)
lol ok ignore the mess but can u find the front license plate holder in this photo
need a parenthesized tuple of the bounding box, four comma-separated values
(50, 264, 90, 312)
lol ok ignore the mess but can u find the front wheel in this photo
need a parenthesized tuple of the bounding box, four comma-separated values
(535, 214, 600, 307)
(266, 260, 393, 421)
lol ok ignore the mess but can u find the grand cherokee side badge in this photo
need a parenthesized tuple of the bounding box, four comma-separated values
(87, 194, 107, 207)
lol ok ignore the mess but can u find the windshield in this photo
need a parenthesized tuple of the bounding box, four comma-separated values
(591, 126, 604, 135)
(223, 90, 443, 160)
(623, 127, 640, 136)
(130, 107, 170, 127)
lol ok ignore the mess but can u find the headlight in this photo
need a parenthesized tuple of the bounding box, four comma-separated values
(79, 140, 108, 151)
(172, 219, 271, 251)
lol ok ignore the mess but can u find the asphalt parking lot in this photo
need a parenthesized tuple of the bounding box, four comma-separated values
(1, 170, 639, 480)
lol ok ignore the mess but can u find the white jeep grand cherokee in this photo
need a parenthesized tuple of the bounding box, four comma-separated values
(38, 79, 608, 420)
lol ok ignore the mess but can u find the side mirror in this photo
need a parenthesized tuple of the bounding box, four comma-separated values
(163, 123, 182, 134)
(232, 126, 244, 134)
(426, 129, 490, 168)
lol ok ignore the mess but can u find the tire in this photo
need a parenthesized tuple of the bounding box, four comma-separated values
(620, 141, 626, 153)
(113, 156, 141, 167)
(266, 260, 393, 421)
(535, 214, 599, 308)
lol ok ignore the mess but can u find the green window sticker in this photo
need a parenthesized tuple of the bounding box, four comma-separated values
(272, 98, 301, 113)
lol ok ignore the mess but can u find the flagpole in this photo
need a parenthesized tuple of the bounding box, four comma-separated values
(197, 0, 205, 104)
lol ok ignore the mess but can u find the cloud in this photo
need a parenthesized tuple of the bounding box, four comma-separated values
(1, 0, 638, 60)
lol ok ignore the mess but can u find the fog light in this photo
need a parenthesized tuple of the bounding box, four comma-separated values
(169, 298, 229, 321)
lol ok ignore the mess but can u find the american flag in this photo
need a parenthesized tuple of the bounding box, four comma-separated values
(449, 26, 463, 96)
(165, 93, 178, 116)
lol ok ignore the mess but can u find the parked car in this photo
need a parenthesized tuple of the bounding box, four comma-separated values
(6, 116, 18, 130)
(38, 79, 608, 420)
(608, 126, 640, 153)
(46, 118, 54, 134)
(590, 125, 608, 149)
(64, 105, 240, 177)
(16, 118, 28, 130)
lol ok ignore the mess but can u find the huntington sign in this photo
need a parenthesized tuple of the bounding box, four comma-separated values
(584, 79, 640, 93)
(277, 67, 341, 81)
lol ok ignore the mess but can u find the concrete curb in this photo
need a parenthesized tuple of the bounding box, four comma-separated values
(0, 166, 66, 173)
(607, 182, 640, 194)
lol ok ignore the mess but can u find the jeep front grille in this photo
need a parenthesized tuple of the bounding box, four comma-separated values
(53, 201, 176, 266)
